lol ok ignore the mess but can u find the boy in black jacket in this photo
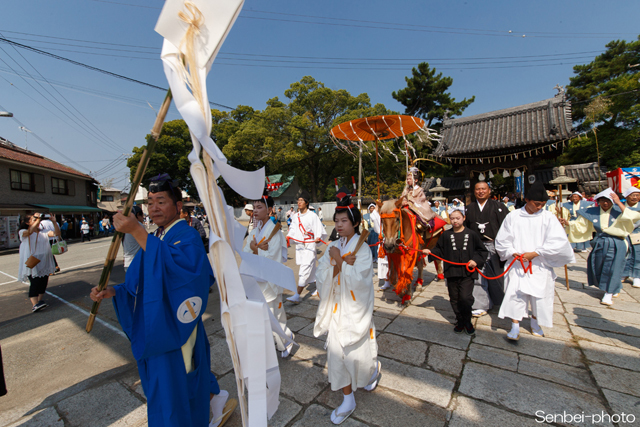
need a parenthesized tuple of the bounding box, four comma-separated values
(424, 208, 488, 335)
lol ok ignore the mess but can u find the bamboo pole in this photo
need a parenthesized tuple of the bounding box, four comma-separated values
(86, 90, 173, 333)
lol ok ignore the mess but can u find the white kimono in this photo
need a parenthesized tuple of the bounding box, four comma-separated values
(243, 219, 293, 351)
(496, 208, 575, 327)
(314, 235, 377, 391)
(287, 210, 327, 287)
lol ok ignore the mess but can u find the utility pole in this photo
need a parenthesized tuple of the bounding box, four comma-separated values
(19, 126, 32, 150)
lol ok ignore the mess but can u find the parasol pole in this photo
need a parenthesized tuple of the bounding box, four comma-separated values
(358, 143, 362, 203)
(375, 136, 381, 201)
(86, 89, 172, 333)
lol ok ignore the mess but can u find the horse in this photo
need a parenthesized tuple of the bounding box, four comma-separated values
(377, 199, 447, 304)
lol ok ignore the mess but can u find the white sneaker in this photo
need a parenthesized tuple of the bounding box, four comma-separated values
(632, 278, 640, 288)
(601, 293, 613, 306)
(380, 282, 391, 290)
(472, 309, 487, 317)
(286, 293, 301, 304)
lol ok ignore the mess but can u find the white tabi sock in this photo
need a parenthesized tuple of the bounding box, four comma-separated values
(633, 278, 640, 288)
(601, 293, 613, 305)
(530, 318, 544, 337)
(209, 390, 229, 427)
(331, 392, 356, 424)
(286, 293, 301, 303)
(507, 323, 520, 340)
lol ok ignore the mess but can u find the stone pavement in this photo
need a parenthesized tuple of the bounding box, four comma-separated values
(4, 250, 640, 426)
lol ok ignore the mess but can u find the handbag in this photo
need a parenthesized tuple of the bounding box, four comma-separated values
(630, 232, 640, 246)
(25, 232, 41, 269)
(51, 236, 68, 255)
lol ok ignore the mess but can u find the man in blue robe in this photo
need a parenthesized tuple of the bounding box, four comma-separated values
(91, 174, 233, 427)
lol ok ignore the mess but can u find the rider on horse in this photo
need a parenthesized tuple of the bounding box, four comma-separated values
(401, 167, 436, 233)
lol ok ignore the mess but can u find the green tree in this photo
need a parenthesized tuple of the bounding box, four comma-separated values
(563, 37, 640, 168)
(223, 76, 396, 202)
(392, 62, 475, 128)
(128, 119, 195, 197)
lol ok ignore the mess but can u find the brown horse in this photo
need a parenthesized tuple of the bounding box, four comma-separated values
(378, 199, 446, 304)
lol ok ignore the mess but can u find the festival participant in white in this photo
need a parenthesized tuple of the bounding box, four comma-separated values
(286, 189, 327, 303)
(562, 188, 640, 305)
(562, 191, 595, 252)
(314, 190, 380, 425)
(243, 192, 295, 358)
(464, 181, 509, 317)
(496, 181, 575, 340)
(622, 187, 640, 288)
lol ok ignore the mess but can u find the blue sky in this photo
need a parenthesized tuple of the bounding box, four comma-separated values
(0, 0, 638, 189)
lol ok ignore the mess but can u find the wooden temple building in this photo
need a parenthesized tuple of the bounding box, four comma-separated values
(426, 89, 604, 202)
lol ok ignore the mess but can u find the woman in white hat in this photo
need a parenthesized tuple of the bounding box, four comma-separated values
(622, 187, 640, 288)
(562, 188, 640, 305)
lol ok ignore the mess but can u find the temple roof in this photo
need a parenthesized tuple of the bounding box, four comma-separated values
(432, 94, 574, 163)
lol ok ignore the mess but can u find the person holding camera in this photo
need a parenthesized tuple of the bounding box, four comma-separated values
(18, 213, 61, 312)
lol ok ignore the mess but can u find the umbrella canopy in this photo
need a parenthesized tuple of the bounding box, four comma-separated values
(331, 115, 425, 142)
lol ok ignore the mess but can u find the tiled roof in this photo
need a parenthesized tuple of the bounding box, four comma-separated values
(0, 137, 94, 180)
(535, 162, 607, 194)
(433, 95, 574, 162)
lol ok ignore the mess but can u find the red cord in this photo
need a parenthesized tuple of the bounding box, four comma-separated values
(287, 236, 328, 245)
(399, 244, 533, 280)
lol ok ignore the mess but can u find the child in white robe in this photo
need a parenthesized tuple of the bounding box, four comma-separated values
(496, 181, 575, 340)
(314, 189, 380, 425)
(243, 194, 295, 357)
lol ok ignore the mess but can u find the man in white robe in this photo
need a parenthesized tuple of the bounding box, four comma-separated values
(243, 195, 295, 357)
(496, 181, 575, 340)
(286, 190, 327, 303)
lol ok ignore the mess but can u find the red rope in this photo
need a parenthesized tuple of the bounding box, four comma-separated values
(399, 243, 533, 280)
(287, 236, 328, 245)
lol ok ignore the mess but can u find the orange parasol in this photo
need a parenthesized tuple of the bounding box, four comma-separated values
(330, 115, 437, 200)
(331, 115, 425, 142)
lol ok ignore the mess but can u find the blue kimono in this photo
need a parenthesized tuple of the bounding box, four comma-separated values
(363, 213, 379, 260)
(623, 203, 640, 278)
(113, 219, 218, 427)
(563, 199, 595, 251)
(578, 207, 627, 294)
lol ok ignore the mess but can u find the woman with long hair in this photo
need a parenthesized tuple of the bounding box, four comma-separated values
(18, 213, 60, 312)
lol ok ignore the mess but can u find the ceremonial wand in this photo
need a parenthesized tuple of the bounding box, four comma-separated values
(86, 90, 173, 333)
(549, 166, 576, 292)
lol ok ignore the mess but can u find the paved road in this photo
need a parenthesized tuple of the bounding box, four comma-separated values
(2, 232, 640, 426)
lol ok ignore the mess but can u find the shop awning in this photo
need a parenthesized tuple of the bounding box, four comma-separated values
(28, 204, 103, 213)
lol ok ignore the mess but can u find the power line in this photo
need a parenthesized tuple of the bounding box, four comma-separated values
(0, 37, 234, 110)
(0, 101, 91, 173)
(0, 31, 126, 153)
(0, 51, 127, 154)
(80, 2, 637, 39)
